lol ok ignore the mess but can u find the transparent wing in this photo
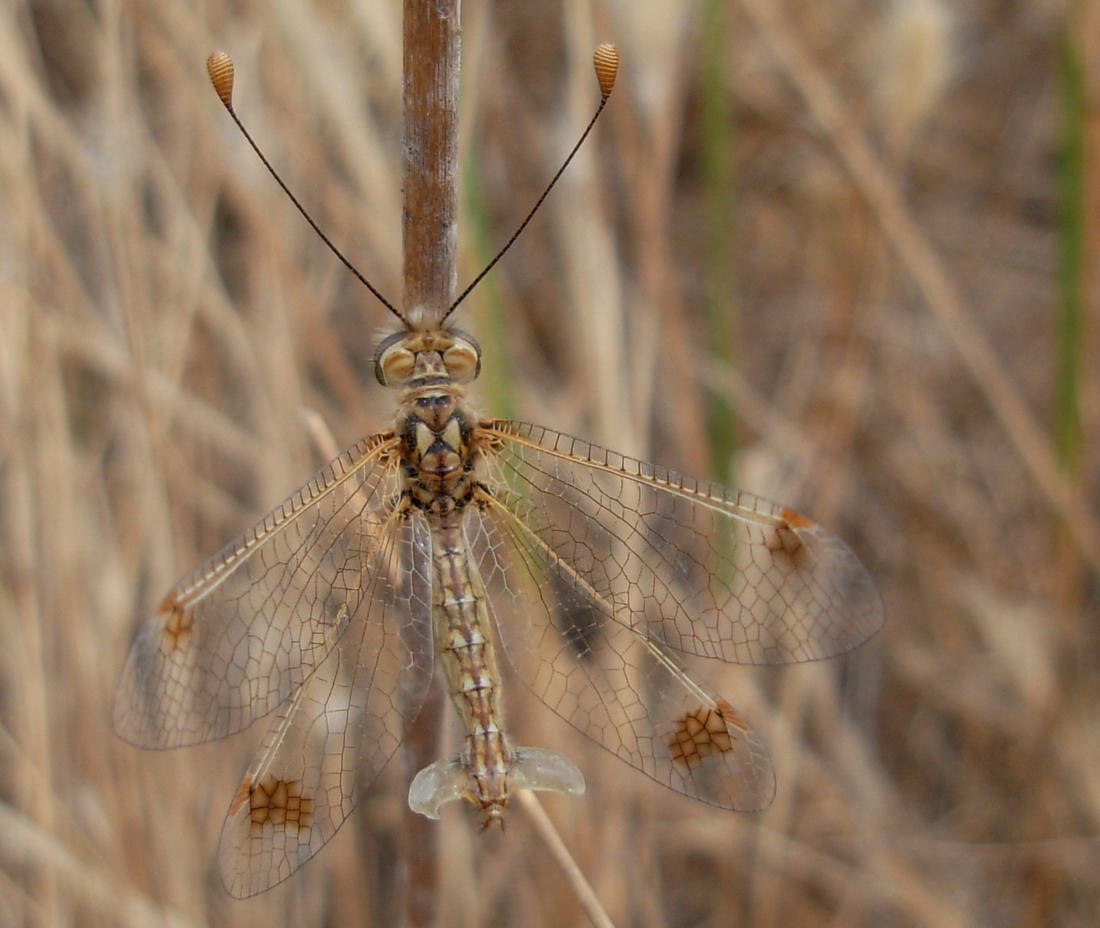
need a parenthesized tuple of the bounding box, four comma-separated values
(113, 431, 407, 748)
(469, 500, 775, 810)
(480, 421, 883, 666)
(218, 513, 434, 898)
(462, 419, 883, 810)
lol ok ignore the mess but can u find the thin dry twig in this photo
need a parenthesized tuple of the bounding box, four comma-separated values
(517, 791, 617, 928)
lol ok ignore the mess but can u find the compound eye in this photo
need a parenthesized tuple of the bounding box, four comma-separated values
(443, 329, 481, 383)
(374, 332, 416, 385)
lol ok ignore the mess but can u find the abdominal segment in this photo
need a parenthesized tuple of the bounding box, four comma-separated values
(407, 520, 583, 821)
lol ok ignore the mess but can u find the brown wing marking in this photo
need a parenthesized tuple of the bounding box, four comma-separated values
(230, 775, 315, 836)
(158, 593, 192, 654)
(669, 698, 749, 771)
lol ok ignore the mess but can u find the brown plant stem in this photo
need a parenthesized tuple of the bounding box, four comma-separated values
(400, 1, 460, 925)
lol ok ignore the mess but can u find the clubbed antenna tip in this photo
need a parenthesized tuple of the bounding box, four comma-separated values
(203, 49, 403, 321)
(207, 52, 235, 108)
(442, 43, 621, 321)
(593, 44, 619, 101)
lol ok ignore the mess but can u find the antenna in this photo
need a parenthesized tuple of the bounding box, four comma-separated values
(205, 52, 405, 323)
(205, 45, 620, 330)
(439, 43, 620, 324)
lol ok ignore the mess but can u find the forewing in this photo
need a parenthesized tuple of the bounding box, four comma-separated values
(218, 511, 434, 897)
(480, 421, 883, 665)
(113, 432, 404, 748)
(468, 500, 775, 811)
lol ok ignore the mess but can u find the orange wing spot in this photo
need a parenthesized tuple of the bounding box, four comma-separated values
(239, 775, 314, 836)
(229, 775, 254, 816)
(767, 507, 815, 560)
(779, 507, 814, 530)
(669, 703, 737, 770)
(714, 698, 750, 732)
(158, 595, 193, 654)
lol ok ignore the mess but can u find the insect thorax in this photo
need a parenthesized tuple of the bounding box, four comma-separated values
(393, 350, 483, 515)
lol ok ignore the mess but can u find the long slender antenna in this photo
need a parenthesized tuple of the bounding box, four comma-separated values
(439, 43, 620, 324)
(205, 53, 405, 324)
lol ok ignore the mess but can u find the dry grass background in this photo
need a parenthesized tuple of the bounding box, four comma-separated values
(2, 0, 1098, 925)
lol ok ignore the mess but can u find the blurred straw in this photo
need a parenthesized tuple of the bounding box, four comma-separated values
(735, 0, 1100, 572)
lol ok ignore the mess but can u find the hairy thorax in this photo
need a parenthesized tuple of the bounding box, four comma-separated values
(390, 341, 483, 516)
